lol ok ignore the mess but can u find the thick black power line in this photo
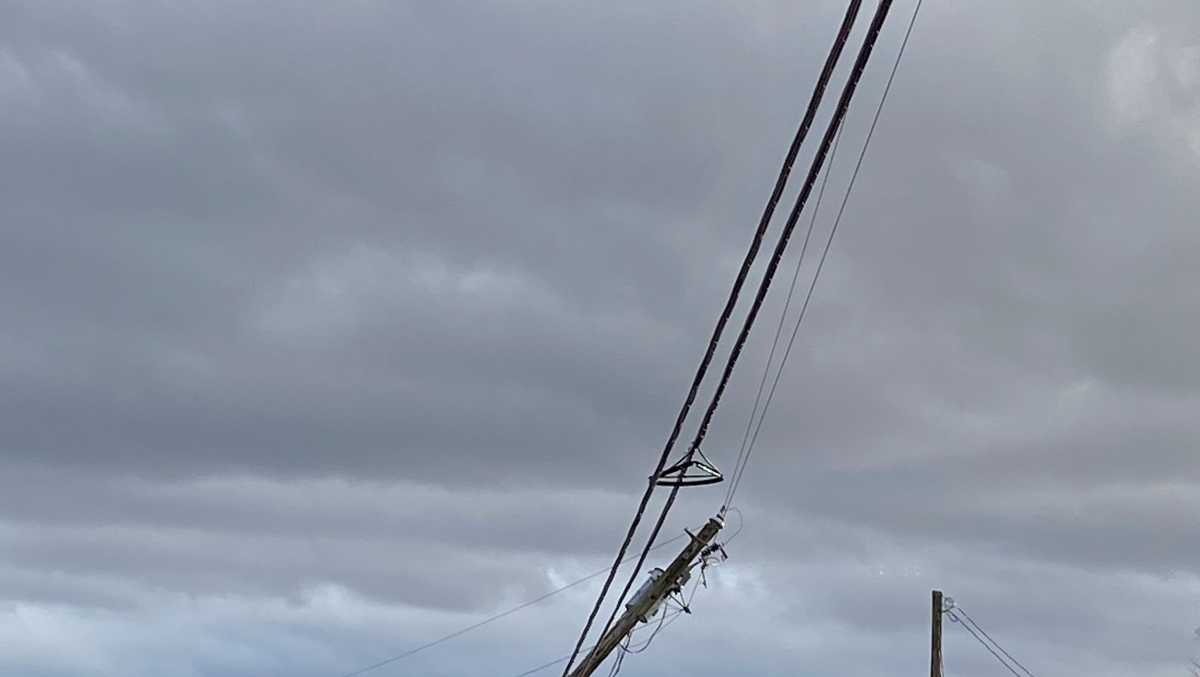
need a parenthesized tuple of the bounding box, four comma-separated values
(725, 0, 924, 508)
(333, 534, 684, 677)
(558, 1, 866, 673)
(593, 0, 901, 649)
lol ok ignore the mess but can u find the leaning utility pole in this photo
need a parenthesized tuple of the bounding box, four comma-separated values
(931, 590, 944, 677)
(567, 515, 724, 677)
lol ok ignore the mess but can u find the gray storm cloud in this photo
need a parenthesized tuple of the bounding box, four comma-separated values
(2, 1, 1198, 676)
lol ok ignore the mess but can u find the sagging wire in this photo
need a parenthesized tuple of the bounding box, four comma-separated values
(606, 556, 721, 676)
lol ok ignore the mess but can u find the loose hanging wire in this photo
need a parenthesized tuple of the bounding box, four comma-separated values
(523, 588, 691, 677)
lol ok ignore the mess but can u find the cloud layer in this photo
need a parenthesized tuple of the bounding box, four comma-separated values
(2, 1, 1199, 676)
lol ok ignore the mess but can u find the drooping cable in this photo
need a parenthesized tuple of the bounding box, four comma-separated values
(593, 0, 901, 649)
(621, 609, 672, 655)
(605, 640, 626, 677)
(724, 0, 923, 509)
(333, 534, 684, 677)
(608, 573, 700, 677)
(558, 2, 866, 673)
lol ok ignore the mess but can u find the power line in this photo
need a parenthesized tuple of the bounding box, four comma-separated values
(605, 611, 675, 677)
(605, 582, 695, 677)
(334, 534, 684, 677)
(725, 0, 923, 509)
(519, 605, 684, 677)
(954, 606, 1038, 677)
(604, 613, 675, 677)
(624, 574, 698, 656)
(623, 610, 679, 654)
(722, 106, 847, 511)
(559, 1, 867, 673)
(512, 650, 587, 677)
(947, 610, 1025, 677)
(594, 0, 902, 652)
(605, 645, 626, 677)
(720, 505, 745, 546)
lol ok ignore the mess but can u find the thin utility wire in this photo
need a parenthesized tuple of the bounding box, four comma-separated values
(625, 574, 699, 655)
(722, 114, 847, 511)
(516, 604, 684, 677)
(948, 610, 1024, 677)
(725, 0, 923, 508)
(334, 534, 684, 677)
(596, 0, 903, 649)
(720, 505, 745, 546)
(622, 610, 673, 655)
(605, 610, 672, 677)
(559, 2, 867, 672)
(955, 606, 1038, 677)
(605, 577, 697, 677)
(606, 646, 626, 677)
(511, 650, 588, 677)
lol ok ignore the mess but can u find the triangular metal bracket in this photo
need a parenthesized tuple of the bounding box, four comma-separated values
(652, 449, 723, 487)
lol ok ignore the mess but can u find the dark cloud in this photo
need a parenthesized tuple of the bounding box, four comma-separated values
(2, 0, 1199, 676)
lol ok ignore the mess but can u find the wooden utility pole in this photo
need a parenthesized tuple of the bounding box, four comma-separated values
(567, 515, 724, 677)
(931, 590, 944, 677)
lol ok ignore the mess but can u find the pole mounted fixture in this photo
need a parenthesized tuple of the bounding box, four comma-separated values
(566, 515, 724, 677)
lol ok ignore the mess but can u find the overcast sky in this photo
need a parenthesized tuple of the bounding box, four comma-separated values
(2, 1, 1199, 676)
